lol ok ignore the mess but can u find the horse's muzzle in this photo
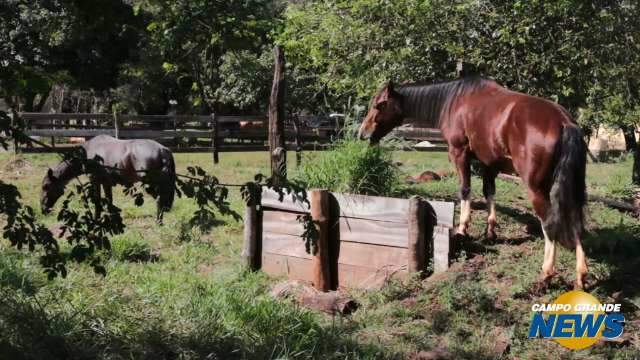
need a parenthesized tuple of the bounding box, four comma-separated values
(357, 127, 371, 141)
(42, 207, 51, 215)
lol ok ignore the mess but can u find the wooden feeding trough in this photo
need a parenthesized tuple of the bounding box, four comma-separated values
(242, 188, 455, 291)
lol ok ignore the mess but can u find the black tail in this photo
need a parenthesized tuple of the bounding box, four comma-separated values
(158, 148, 176, 212)
(543, 126, 587, 249)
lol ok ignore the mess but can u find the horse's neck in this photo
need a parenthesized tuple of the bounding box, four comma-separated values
(398, 84, 451, 128)
(53, 160, 84, 186)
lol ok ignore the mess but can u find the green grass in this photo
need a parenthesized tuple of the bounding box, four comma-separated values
(1, 151, 639, 359)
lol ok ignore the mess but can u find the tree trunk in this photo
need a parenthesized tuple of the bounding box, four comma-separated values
(23, 92, 36, 112)
(35, 90, 50, 112)
(621, 125, 637, 152)
(633, 143, 640, 185)
(268, 45, 286, 185)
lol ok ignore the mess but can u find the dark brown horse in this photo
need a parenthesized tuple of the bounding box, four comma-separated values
(41, 135, 176, 222)
(358, 78, 588, 289)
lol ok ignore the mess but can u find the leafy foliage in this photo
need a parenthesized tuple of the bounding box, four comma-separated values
(177, 166, 241, 232)
(137, 0, 282, 111)
(279, 0, 640, 114)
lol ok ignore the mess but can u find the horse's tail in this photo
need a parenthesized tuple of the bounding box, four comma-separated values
(543, 125, 587, 249)
(158, 148, 176, 211)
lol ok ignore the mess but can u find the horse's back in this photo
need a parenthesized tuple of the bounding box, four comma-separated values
(455, 85, 573, 175)
(83, 135, 171, 180)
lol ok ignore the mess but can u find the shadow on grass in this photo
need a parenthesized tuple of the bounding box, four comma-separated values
(0, 284, 388, 360)
(0, 294, 389, 360)
(584, 222, 640, 304)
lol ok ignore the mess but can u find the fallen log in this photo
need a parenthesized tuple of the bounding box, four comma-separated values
(270, 280, 358, 315)
(497, 173, 639, 214)
(589, 195, 640, 214)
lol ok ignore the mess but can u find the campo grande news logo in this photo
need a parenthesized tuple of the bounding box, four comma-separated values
(528, 290, 625, 349)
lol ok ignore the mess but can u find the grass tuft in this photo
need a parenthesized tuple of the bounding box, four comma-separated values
(296, 139, 402, 196)
(111, 235, 157, 263)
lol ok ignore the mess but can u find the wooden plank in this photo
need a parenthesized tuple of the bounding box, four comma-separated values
(262, 233, 311, 259)
(432, 226, 451, 273)
(120, 130, 212, 138)
(263, 210, 408, 248)
(428, 200, 455, 228)
(337, 241, 408, 269)
(119, 114, 211, 123)
(24, 129, 213, 138)
(339, 217, 407, 248)
(20, 113, 113, 120)
(262, 190, 454, 229)
(262, 210, 304, 236)
(217, 115, 267, 123)
(262, 253, 314, 282)
(330, 192, 409, 223)
(337, 263, 406, 289)
(261, 188, 310, 213)
(26, 129, 115, 137)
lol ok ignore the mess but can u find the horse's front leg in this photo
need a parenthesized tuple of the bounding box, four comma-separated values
(482, 166, 499, 240)
(91, 181, 102, 218)
(451, 146, 472, 235)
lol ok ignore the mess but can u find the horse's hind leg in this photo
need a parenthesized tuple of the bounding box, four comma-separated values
(451, 146, 472, 235)
(482, 166, 499, 240)
(575, 238, 588, 290)
(528, 188, 557, 286)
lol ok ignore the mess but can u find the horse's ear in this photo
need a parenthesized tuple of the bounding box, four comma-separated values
(386, 80, 395, 92)
(376, 81, 392, 105)
(47, 168, 55, 179)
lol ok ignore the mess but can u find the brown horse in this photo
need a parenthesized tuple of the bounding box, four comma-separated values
(358, 78, 588, 289)
(41, 135, 176, 223)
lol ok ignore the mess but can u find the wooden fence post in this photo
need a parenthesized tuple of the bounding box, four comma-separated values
(293, 114, 302, 167)
(11, 110, 20, 154)
(311, 189, 331, 292)
(211, 113, 219, 164)
(269, 45, 286, 185)
(242, 201, 261, 271)
(113, 110, 119, 139)
(50, 117, 56, 148)
(408, 196, 427, 275)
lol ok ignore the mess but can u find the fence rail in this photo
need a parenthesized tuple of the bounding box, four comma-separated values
(17, 113, 447, 156)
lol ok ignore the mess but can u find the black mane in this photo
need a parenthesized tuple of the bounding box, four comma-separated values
(396, 77, 491, 127)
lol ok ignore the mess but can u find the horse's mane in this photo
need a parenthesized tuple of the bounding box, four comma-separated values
(396, 77, 492, 127)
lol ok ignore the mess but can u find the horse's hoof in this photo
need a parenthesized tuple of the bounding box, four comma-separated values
(486, 230, 497, 242)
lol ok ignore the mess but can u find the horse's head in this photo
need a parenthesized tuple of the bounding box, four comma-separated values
(358, 81, 404, 144)
(41, 168, 64, 214)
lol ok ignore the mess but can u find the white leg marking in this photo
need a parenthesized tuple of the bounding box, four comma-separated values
(541, 224, 556, 278)
(575, 240, 588, 289)
(457, 199, 471, 234)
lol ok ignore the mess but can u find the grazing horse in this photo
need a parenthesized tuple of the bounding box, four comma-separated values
(358, 78, 588, 290)
(41, 135, 176, 223)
